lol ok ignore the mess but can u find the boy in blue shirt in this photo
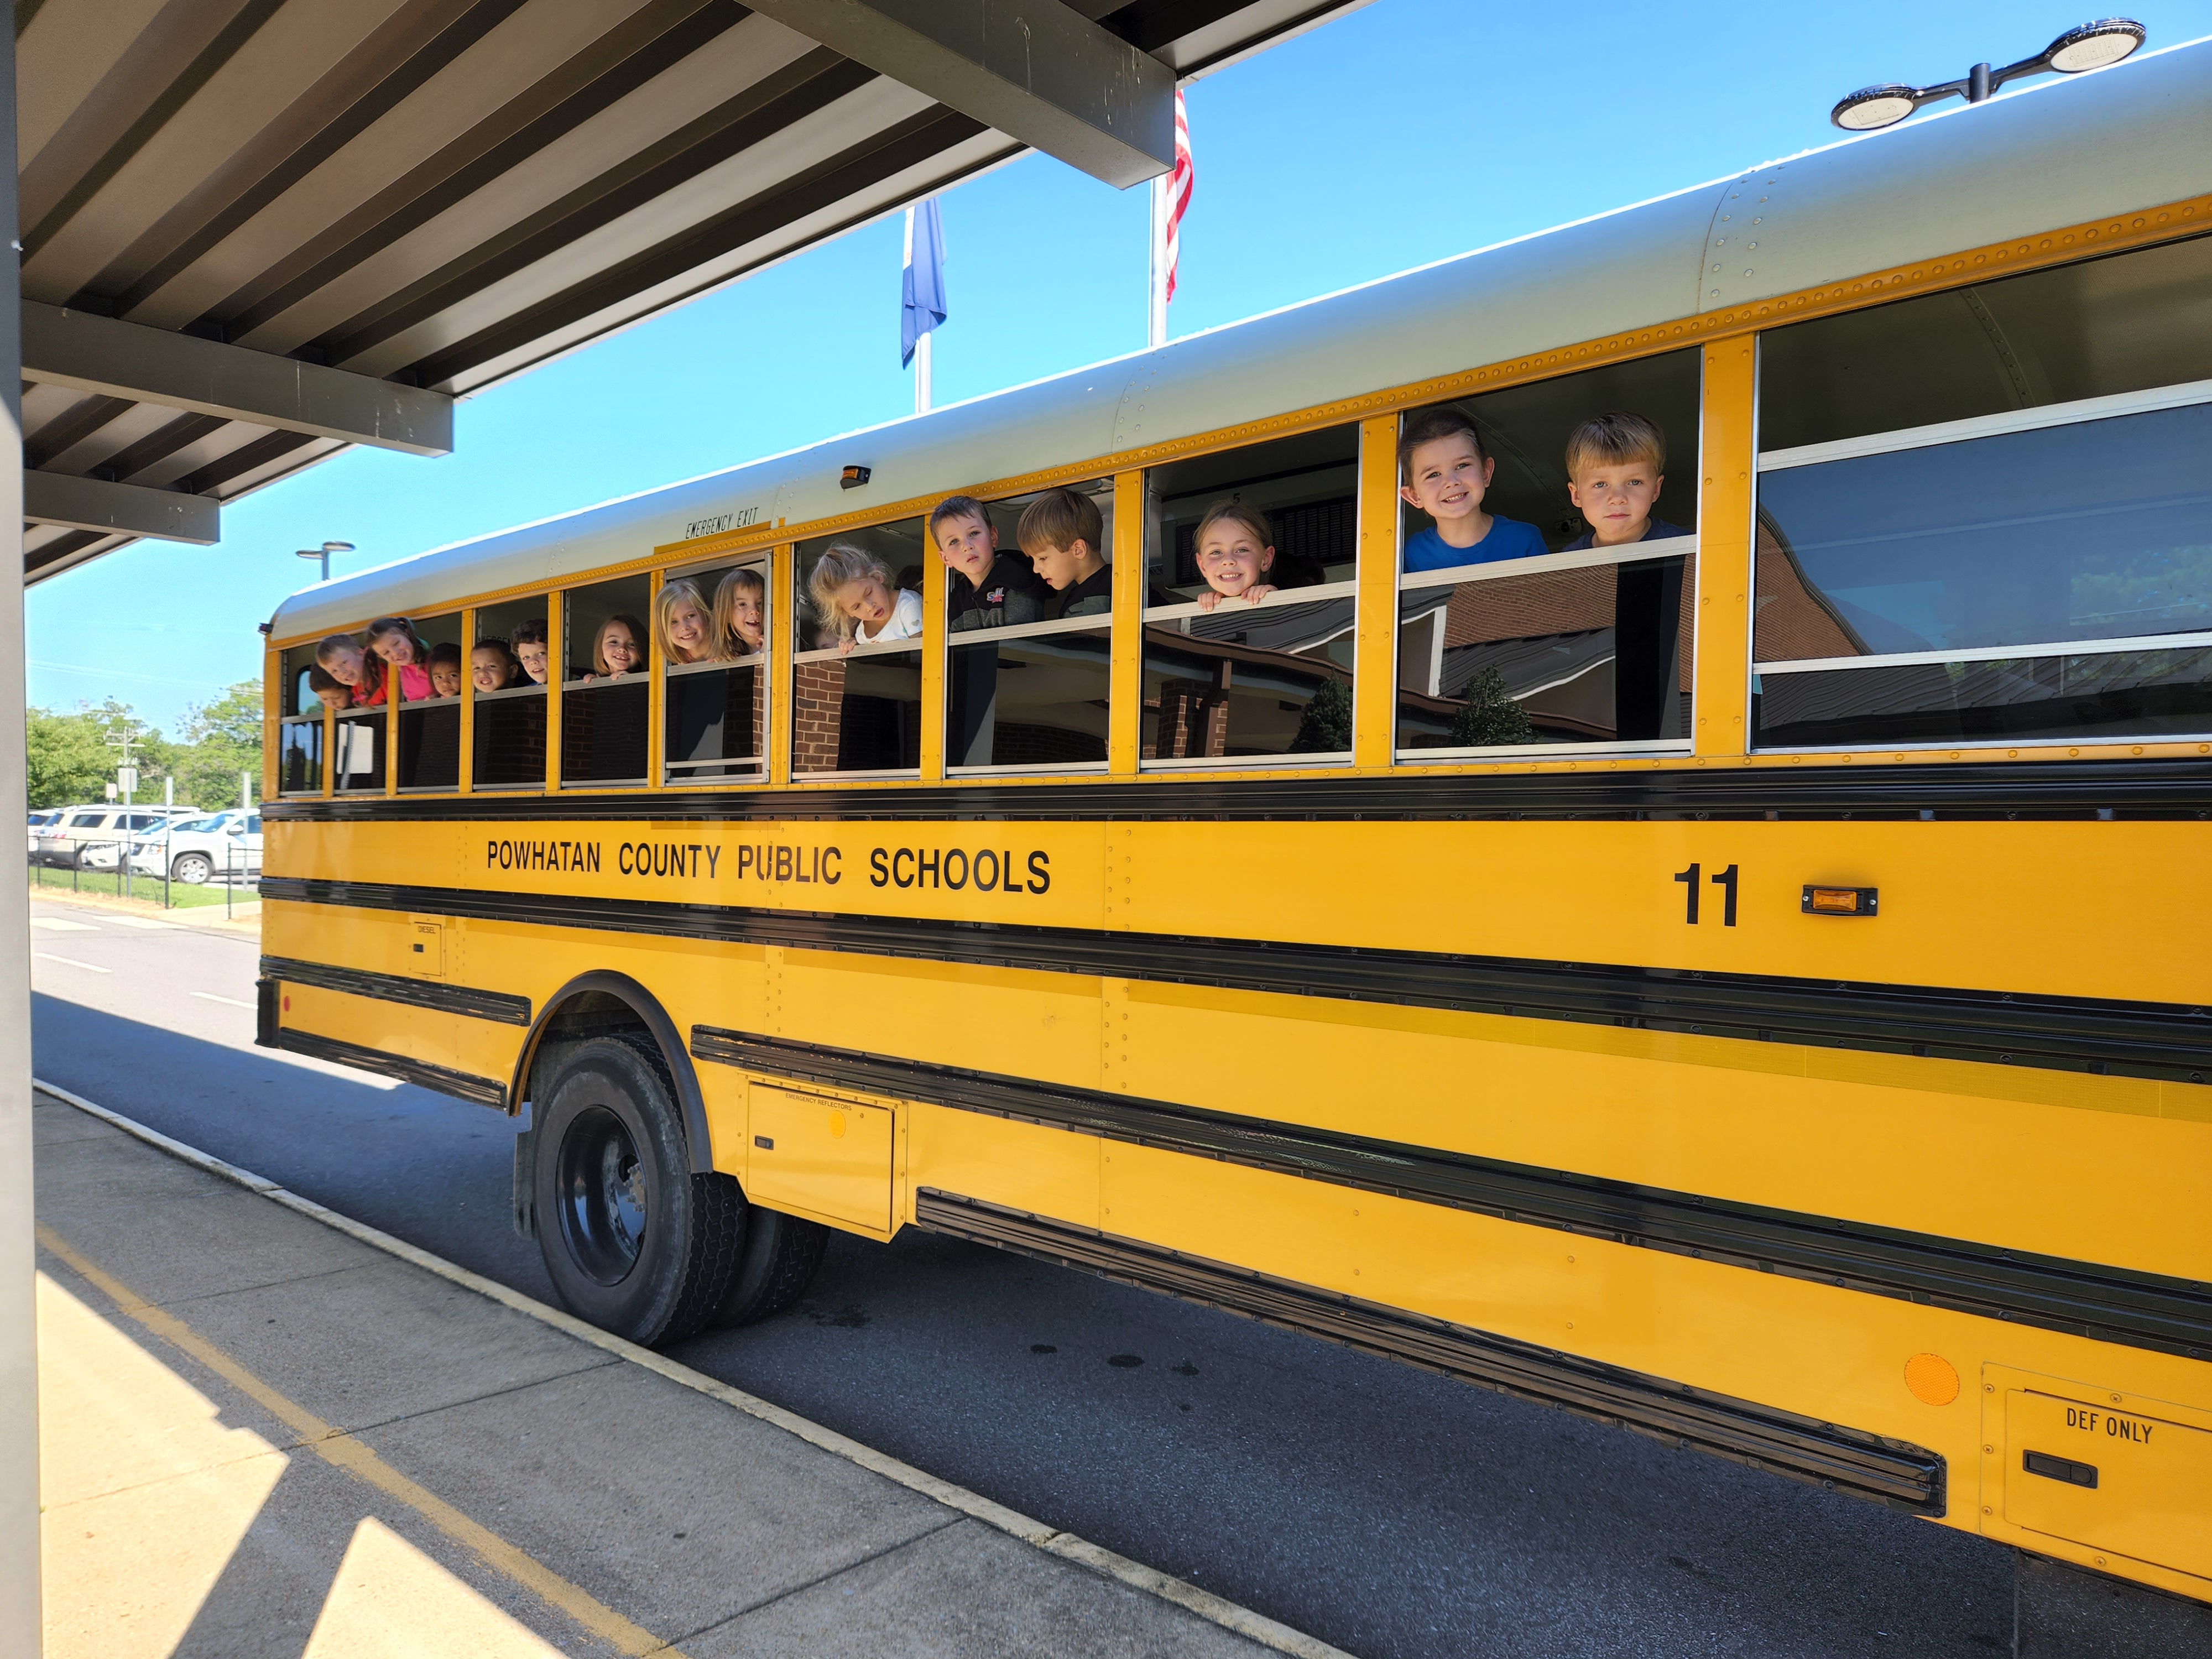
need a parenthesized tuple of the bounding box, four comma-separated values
(1397, 406, 1548, 573)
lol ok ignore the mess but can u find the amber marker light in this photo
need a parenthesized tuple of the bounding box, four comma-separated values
(1802, 885, 1879, 917)
(1831, 18, 2145, 131)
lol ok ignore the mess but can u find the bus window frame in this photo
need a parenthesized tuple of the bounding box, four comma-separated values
(556, 576, 653, 790)
(1749, 373, 2212, 755)
(392, 608, 466, 794)
(932, 480, 1119, 782)
(787, 630, 926, 783)
(1392, 538, 1702, 764)
(1137, 578, 1360, 773)
(466, 592, 552, 794)
(1135, 432, 1363, 774)
(275, 711, 325, 797)
(274, 643, 326, 798)
(657, 551, 773, 789)
(942, 610, 1116, 779)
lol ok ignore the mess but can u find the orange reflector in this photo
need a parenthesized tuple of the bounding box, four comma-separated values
(1802, 884, 1879, 916)
(1904, 1352, 1959, 1406)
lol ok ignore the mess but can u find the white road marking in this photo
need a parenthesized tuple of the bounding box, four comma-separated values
(190, 992, 258, 1010)
(106, 915, 184, 930)
(34, 953, 110, 974)
(29, 918, 98, 932)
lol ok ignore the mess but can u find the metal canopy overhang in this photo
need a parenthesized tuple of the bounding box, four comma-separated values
(14, 0, 1371, 583)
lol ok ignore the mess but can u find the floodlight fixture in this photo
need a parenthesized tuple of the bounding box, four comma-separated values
(1832, 18, 2145, 131)
(295, 539, 356, 582)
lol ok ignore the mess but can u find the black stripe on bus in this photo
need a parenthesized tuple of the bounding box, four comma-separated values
(699, 1027, 2212, 1363)
(912, 1190, 1945, 1515)
(259, 758, 2212, 823)
(260, 955, 531, 1026)
(260, 876, 2212, 1086)
(273, 1028, 508, 1109)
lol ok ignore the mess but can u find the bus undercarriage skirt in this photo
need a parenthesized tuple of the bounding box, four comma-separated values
(914, 1188, 1945, 1516)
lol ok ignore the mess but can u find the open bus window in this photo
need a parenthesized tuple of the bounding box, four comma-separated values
(662, 559, 767, 783)
(472, 594, 547, 789)
(794, 523, 925, 776)
(561, 575, 651, 785)
(1140, 426, 1357, 764)
(276, 645, 323, 795)
(395, 613, 462, 791)
(1754, 237, 2212, 750)
(941, 482, 1113, 773)
(1393, 351, 1700, 756)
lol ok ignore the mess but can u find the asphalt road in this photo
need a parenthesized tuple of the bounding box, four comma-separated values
(29, 893, 2018, 1658)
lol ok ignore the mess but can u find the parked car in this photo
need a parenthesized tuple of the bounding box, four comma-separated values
(28, 810, 61, 856)
(126, 811, 262, 885)
(35, 805, 191, 868)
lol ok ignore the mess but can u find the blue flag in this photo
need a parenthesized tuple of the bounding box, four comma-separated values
(901, 197, 947, 368)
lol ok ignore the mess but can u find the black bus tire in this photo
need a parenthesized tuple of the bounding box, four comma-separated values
(713, 1208, 828, 1327)
(531, 1034, 743, 1345)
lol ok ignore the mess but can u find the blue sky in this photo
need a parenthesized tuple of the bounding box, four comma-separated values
(28, 0, 2212, 733)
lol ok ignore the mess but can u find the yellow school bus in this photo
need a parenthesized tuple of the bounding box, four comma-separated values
(259, 45, 2212, 1606)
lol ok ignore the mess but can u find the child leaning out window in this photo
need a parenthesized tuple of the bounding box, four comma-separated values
(808, 544, 921, 656)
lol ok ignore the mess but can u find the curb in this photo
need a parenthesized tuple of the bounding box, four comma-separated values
(33, 1075, 1352, 1659)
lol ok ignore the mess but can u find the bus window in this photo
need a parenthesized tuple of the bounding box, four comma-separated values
(472, 595, 547, 789)
(1392, 351, 1700, 756)
(276, 645, 322, 795)
(941, 482, 1113, 773)
(662, 559, 767, 783)
(395, 613, 462, 791)
(1754, 237, 2212, 749)
(1140, 426, 1358, 764)
(561, 575, 651, 786)
(793, 523, 925, 777)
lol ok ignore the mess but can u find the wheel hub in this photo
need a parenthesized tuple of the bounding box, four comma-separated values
(555, 1104, 648, 1285)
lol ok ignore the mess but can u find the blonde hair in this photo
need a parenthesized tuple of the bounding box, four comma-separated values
(653, 578, 712, 664)
(591, 613, 645, 676)
(711, 566, 767, 659)
(806, 542, 891, 639)
(1564, 410, 1665, 480)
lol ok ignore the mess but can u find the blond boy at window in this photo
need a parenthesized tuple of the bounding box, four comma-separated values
(1018, 488, 1113, 618)
(1562, 411, 1689, 549)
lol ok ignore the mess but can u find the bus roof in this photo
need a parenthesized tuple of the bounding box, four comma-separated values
(271, 38, 2212, 644)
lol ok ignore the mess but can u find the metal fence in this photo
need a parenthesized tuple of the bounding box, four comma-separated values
(28, 827, 261, 917)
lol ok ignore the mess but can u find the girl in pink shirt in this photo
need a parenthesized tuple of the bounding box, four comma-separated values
(366, 617, 435, 702)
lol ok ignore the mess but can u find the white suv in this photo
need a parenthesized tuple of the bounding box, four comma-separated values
(127, 811, 263, 885)
(36, 806, 190, 868)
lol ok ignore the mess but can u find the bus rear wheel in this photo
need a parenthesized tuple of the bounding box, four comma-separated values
(532, 1035, 742, 1345)
(713, 1208, 828, 1328)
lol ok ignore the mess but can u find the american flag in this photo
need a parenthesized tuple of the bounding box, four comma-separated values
(1162, 90, 1194, 302)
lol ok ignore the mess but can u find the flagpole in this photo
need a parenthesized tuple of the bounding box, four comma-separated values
(1147, 174, 1168, 349)
(915, 327, 931, 415)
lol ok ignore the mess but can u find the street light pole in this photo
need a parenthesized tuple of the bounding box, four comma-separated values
(295, 539, 355, 583)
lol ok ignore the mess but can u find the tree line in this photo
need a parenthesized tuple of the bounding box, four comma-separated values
(27, 681, 262, 811)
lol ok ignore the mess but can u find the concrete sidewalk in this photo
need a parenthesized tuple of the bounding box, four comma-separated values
(34, 1087, 1333, 1658)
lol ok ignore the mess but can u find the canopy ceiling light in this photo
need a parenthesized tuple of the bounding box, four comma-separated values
(1832, 18, 2145, 131)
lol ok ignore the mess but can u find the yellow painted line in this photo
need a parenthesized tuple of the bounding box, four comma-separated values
(33, 1220, 684, 1659)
